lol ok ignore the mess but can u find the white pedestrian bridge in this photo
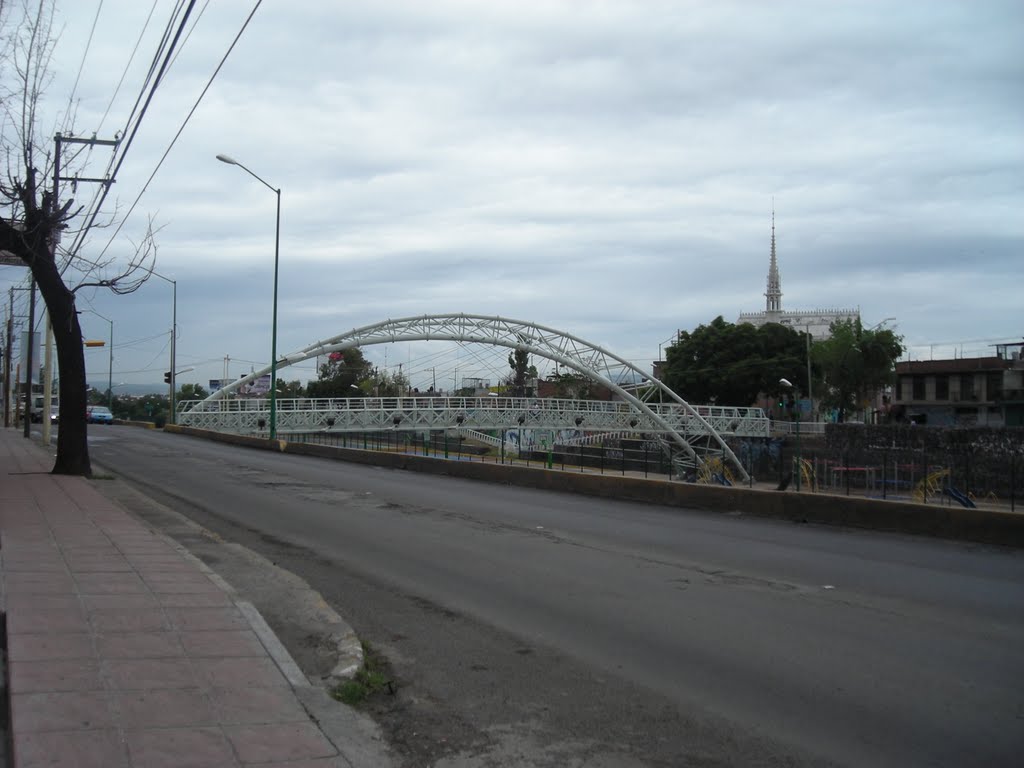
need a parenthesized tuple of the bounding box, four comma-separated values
(177, 313, 769, 481)
(176, 395, 768, 462)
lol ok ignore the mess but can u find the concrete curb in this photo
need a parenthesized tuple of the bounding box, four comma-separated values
(136, 516, 316, 689)
(164, 424, 1024, 548)
(112, 418, 156, 428)
(236, 600, 311, 689)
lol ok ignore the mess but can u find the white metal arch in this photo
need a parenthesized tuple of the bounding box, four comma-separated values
(198, 313, 749, 481)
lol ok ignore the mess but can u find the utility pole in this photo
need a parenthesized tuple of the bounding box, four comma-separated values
(147, 270, 177, 422)
(22, 280, 35, 438)
(45, 132, 119, 440)
(806, 325, 813, 421)
(42, 311, 54, 445)
(3, 289, 12, 427)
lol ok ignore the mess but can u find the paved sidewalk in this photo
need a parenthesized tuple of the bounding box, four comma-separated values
(0, 428, 382, 768)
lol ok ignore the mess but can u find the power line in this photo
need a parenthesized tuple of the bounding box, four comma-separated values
(62, 0, 199, 274)
(70, 1, 265, 273)
(166, 0, 212, 73)
(62, 0, 105, 133)
(57, 0, 164, 260)
(95, 0, 160, 134)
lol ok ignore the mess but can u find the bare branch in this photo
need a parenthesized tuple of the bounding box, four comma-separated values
(71, 214, 163, 296)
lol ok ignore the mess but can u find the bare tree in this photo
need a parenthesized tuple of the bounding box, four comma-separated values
(1, 0, 156, 474)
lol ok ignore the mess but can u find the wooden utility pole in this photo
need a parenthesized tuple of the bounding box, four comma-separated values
(3, 290, 12, 427)
(40, 131, 119, 466)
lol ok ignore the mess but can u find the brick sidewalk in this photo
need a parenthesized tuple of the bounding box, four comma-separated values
(0, 428, 367, 767)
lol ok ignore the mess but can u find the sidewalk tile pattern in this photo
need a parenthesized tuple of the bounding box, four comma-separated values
(0, 430, 347, 767)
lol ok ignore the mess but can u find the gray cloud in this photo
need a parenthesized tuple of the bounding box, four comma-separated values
(3, 0, 1020, 391)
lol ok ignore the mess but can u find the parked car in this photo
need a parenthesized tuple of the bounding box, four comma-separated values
(31, 395, 59, 424)
(86, 405, 114, 424)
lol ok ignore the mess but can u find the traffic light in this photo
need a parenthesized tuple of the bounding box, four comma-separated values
(164, 371, 172, 384)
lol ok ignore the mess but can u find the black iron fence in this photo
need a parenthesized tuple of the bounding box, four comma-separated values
(755, 424, 1024, 510)
(291, 428, 1023, 511)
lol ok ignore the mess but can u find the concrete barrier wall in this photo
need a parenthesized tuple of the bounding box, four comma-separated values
(163, 425, 1024, 548)
(113, 419, 156, 429)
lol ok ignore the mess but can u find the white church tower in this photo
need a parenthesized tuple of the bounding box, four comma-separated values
(738, 208, 859, 340)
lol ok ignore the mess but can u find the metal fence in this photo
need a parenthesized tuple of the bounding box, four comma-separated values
(762, 443, 1021, 511)
(295, 431, 697, 478)
(291, 430, 1022, 512)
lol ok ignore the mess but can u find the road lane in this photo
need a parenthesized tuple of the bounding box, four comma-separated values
(90, 428, 1024, 767)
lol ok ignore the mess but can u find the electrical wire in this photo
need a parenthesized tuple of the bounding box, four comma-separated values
(95, 0, 159, 134)
(165, 0, 211, 73)
(58, 0, 168, 257)
(60, 0, 193, 266)
(68, 0, 263, 278)
(61, 0, 105, 134)
(62, 0, 199, 275)
(89, 0, 264, 264)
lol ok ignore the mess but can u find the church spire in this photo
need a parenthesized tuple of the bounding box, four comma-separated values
(765, 202, 782, 314)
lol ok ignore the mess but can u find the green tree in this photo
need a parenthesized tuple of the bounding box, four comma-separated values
(663, 317, 808, 406)
(507, 348, 531, 396)
(365, 368, 409, 397)
(177, 383, 209, 401)
(110, 394, 169, 424)
(546, 371, 593, 400)
(814, 319, 903, 421)
(276, 379, 305, 398)
(306, 349, 371, 398)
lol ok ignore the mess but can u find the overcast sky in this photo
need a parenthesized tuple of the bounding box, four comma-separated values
(3, 0, 1022, 393)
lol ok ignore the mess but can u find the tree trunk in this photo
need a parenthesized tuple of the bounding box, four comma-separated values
(33, 254, 91, 476)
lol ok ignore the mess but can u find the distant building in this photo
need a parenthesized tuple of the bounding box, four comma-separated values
(737, 211, 860, 340)
(892, 341, 1024, 427)
(459, 377, 493, 396)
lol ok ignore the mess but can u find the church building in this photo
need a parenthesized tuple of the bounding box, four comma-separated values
(737, 212, 859, 340)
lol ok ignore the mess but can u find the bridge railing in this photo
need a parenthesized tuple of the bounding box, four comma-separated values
(176, 397, 770, 438)
(773, 420, 828, 436)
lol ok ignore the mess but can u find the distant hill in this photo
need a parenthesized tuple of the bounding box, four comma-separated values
(90, 382, 168, 397)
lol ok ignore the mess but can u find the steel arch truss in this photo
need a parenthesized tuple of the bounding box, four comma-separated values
(193, 313, 753, 481)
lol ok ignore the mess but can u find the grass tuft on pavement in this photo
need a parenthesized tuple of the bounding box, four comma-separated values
(331, 641, 392, 706)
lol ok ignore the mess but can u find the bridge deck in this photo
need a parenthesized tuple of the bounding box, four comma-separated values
(177, 396, 769, 440)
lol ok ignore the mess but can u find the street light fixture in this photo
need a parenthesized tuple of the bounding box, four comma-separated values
(217, 153, 282, 439)
(804, 325, 813, 422)
(779, 377, 801, 492)
(81, 310, 114, 409)
(146, 269, 177, 423)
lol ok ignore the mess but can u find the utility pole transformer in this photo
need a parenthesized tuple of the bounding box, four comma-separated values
(42, 132, 119, 437)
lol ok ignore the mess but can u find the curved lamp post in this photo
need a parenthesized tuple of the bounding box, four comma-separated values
(146, 269, 177, 423)
(216, 154, 281, 439)
(81, 310, 114, 409)
(780, 377, 801, 491)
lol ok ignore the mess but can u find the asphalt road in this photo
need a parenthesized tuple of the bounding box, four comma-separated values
(88, 428, 1024, 767)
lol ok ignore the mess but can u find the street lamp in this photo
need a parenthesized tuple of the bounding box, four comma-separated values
(217, 153, 282, 439)
(146, 269, 177, 423)
(804, 325, 813, 422)
(81, 310, 114, 409)
(780, 377, 801, 491)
